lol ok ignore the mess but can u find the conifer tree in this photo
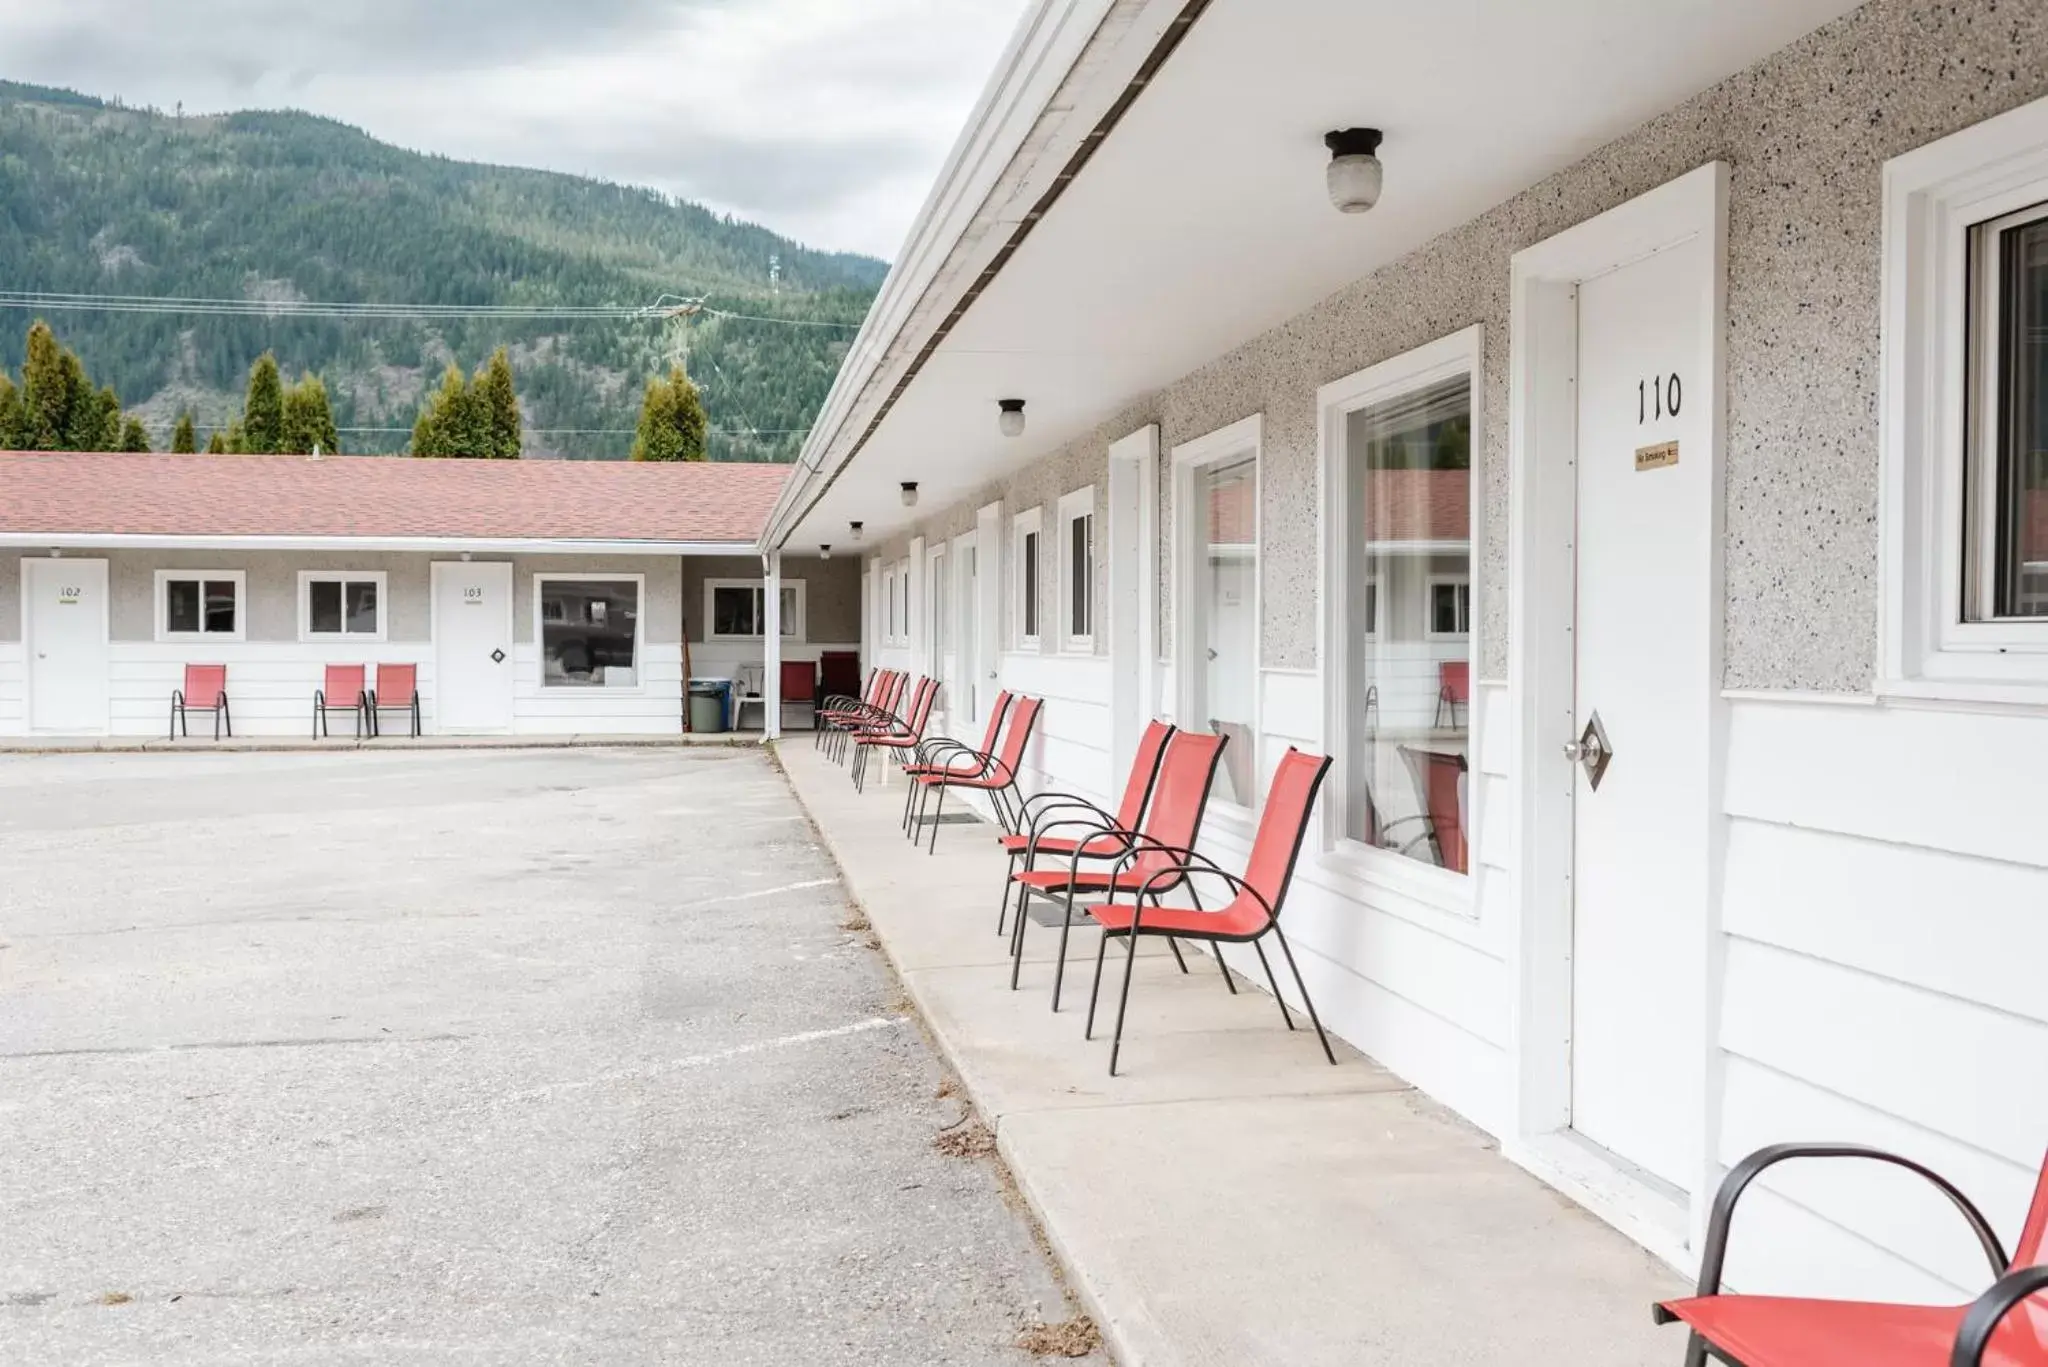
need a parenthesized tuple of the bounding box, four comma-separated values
(21, 321, 75, 449)
(630, 366, 708, 462)
(119, 416, 151, 452)
(204, 429, 228, 455)
(478, 347, 522, 458)
(281, 373, 340, 454)
(171, 411, 197, 453)
(0, 373, 23, 449)
(410, 364, 492, 457)
(241, 352, 284, 453)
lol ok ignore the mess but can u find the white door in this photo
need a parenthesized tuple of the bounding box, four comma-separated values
(1568, 231, 1714, 1191)
(433, 561, 515, 733)
(951, 532, 978, 726)
(928, 545, 951, 729)
(975, 503, 1002, 716)
(24, 558, 109, 734)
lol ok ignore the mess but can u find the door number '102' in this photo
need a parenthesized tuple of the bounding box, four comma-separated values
(1638, 374, 1682, 424)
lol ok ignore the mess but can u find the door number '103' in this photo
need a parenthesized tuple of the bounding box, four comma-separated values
(1638, 374, 1682, 424)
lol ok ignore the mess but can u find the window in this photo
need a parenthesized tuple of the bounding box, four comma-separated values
(300, 572, 386, 641)
(537, 575, 641, 689)
(1881, 98, 2048, 702)
(1319, 327, 1479, 878)
(705, 579, 804, 642)
(1059, 486, 1095, 650)
(1013, 507, 1043, 647)
(1173, 416, 1261, 810)
(1427, 578, 1471, 637)
(1969, 203, 2048, 621)
(156, 570, 245, 641)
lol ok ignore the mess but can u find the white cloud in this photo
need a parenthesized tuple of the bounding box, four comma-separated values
(0, 0, 1024, 258)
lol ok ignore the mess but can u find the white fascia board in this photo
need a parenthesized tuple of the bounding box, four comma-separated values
(759, 0, 1156, 553)
(0, 533, 752, 556)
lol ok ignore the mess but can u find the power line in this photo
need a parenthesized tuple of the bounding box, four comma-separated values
(0, 289, 863, 329)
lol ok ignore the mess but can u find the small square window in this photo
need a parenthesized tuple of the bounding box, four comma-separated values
(159, 572, 244, 640)
(705, 579, 805, 642)
(1428, 580, 1471, 637)
(304, 575, 383, 638)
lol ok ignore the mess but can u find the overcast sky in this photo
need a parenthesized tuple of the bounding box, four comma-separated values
(0, 0, 1026, 260)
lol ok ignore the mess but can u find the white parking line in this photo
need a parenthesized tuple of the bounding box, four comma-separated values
(503, 1016, 903, 1102)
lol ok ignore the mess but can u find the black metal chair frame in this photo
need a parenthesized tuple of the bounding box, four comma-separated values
(313, 680, 370, 739)
(1652, 1142, 2044, 1367)
(169, 686, 231, 740)
(850, 679, 935, 792)
(898, 693, 1017, 843)
(900, 698, 1041, 861)
(368, 687, 422, 738)
(822, 674, 903, 764)
(1396, 744, 1468, 870)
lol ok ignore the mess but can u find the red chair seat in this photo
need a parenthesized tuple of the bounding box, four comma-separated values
(1012, 866, 1144, 893)
(997, 831, 1128, 858)
(1659, 1295, 2048, 1367)
(1087, 894, 1268, 939)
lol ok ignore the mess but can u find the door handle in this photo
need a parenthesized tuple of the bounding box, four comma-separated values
(1566, 711, 1614, 790)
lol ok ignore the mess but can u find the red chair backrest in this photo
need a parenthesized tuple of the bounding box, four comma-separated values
(184, 663, 226, 703)
(780, 659, 817, 703)
(876, 670, 907, 715)
(2020, 1151, 2048, 1267)
(993, 695, 1043, 777)
(900, 677, 938, 737)
(377, 662, 417, 705)
(1242, 748, 1334, 910)
(1403, 746, 1468, 874)
(1128, 730, 1228, 884)
(975, 691, 1016, 755)
(324, 664, 366, 698)
(1439, 660, 1471, 705)
(1115, 720, 1177, 830)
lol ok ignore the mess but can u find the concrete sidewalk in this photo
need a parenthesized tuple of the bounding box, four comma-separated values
(778, 740, 1684, 1367)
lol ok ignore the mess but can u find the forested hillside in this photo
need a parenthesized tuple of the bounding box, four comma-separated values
(0, 80, 886, 459)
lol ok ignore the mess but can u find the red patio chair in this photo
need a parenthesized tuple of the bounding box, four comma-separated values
(908, 694, 1044, 862)
(169, 663, 231, 740)
(1654, 1143, 2048, 1367)
(1398, 744, 1468, 873)
(850, 676, 938, 791)
(314, 664, 370, 739)
(371, 662, 421, 738)
(899, 690, 1015, 839)
(818, 650, 862, 706)
(1008, 729, 1228, 1012)
(779, 658, 819, 731)
(1085, 747, 1336, 1075)
(994, 719, 1177, 936)
(823, 670, 905, 764)
(815, 667, 883, 752)
(1434, 659, 1471, 729)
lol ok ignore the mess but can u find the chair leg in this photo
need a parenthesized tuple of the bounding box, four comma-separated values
(927, 785, 945, 855)
(1085, 931, 1114, 1039)
(1167, 938, 1190, 974)
(1271, 926, 1334, 1064)
(1008, 874, 1031, 990)
(1212, 943, 1237, 993)
(219, 698, 229, 739)
(1051, 880, 1079, 1013)
(1109, 923, 1142, 1076)
(997, 852, 1018, 935)
(1251, 937, 1295, 1030)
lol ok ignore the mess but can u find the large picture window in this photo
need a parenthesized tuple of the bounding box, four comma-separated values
(538, 575, 641, 689)
(156, 570, 245, 641)
(1970, 202, 2048, 621)
(1320, 328, 1480, 881)
(300, 572, 385, 641)
(1174, 416, 1261, 810)
(705, 579, 803, 641)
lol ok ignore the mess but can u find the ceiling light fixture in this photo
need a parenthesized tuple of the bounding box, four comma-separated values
(998, 398, 1026, 438)
(1324, 128, 1384, 214)
(820, 544, 832, 560)
(900, 481, 919, 508)
(849, 520, 864, 542)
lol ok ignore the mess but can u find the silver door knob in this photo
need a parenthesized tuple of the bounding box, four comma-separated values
(1569, 712, 1614, 790)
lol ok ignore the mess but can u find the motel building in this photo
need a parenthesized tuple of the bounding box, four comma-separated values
(0, 452, 857, 738)
(754, 0, 2048, 1318)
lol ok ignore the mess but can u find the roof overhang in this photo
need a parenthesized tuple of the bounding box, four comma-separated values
(765, 0, 1865, 553)
(0, 534, 769, 557)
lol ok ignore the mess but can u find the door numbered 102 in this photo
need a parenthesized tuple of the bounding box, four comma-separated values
(1637, 373, 1682, 424)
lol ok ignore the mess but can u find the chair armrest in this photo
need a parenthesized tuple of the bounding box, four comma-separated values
(1027, 814, 1132, 866)
(171, 688, 186, 706)
(1130, 858, 1274, 925)
(1022, 790, 1113, 825)
(1953, 1263, 2048, 1367)
(1690, 1144, 2009, 1306)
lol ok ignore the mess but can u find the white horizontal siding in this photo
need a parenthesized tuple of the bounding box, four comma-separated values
(0, 642, 23, 734)
(512, 643, 683, 734)
(1714, 696, 2048, 1303)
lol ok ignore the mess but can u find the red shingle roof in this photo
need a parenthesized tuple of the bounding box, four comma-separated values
(0, 451, 791, 543)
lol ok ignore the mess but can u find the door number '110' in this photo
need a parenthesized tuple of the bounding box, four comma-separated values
(1638, 374, 1682, 424)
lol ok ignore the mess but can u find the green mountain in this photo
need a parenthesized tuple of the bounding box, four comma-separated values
(0, 80, 887, 459)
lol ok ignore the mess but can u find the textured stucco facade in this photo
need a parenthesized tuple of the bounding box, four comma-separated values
(680, 553, 864, 644)
(870, 0, 2048, 691)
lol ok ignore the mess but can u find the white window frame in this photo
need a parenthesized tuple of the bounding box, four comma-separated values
(534, 572, 646, 693)
(704, 577, 806, 643)
(154, 569, 247, 643)
(1171, 413, 1263, 821)
(1314, 325, 1483, 911)
(1425, 575, 1472, 640)
(297, 570, 388, 643)
(1881, 92, 2048, 706)
(1012, 506, 1044, 650)
(1058, 485, 1096, 653)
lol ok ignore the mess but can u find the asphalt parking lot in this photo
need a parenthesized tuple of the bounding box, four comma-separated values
(0, 748, 1093, 1365)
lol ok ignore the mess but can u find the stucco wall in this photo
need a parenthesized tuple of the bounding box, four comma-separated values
(679, 553, 863, 644)
(871, 0, 2048, 690)
(0, 556, 18, 644)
